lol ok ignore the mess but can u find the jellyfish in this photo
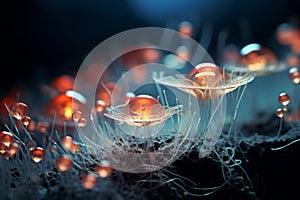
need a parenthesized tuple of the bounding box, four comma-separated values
(224, 43, 288, 76)
(153, 63, 254, 99)
(72, 27, 229, 174)
(104, 94, 182, 138)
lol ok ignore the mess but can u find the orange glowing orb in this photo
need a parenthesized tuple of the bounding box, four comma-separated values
(55, 155, 73, 172)
(276, 108, 285, 118)
(187, 63, 230, 88)
(117, 95, 168, 127)
(186, 63, 230, 99)
(95, 163, 113, 178)
(81, 173, 98, 189)
(30, 147, 46, 163)
(0, 131, 14, 147)
(105, 94, 182, 127)
(278, 92, 290, 106)
(240, 43, 277, 71)
(126, 95, 165, 126)
(45, 90, 87, 122)
(289, 67, 300, 84)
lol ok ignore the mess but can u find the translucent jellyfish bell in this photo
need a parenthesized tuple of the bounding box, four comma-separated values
(152, 63, 255, 100)
(225, 43, 288, 76)
(105, 94, 182, 138)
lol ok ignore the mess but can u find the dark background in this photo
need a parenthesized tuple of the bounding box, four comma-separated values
(2, 0, 299, 93)
(1, 1, 300, 199)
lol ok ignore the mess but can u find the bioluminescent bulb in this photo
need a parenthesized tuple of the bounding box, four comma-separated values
(10, 102, 30, 120)
(124, 95, 166, 126)
(186, 63, 231, 99)
(113, 95, 168, 126)
(21, 116, 31, 127)
(278, 92, 291, 106)
(95, 162, 113, 178)
(81, 173, 98, 189)
(61, 136, 74, 150)
(0, 131, 14, 147)
(289, 67, 300, 84)
(55, 155, 73, 172)
(240, 43, 277, 71)
(153, 63, 255, 100)
(61, 135, 80, 153)
(30, 147, 46, 163)
(276, 108, 285, 118)
(104, 94, 182, 138)
(44, 90, 87, 127)
(187, 63, 230, 87)
(225, 43, 288, 76)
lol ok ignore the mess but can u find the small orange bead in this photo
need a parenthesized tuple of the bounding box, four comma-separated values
(22, 116, 31, 127)
(276, 108, 285, 118)
(95, 164, 113, 178)
(289, 67, 300, 84)
(81, 173, 98, 189)
(0, 131, 14, 147)
(61, 136, 74, 151)
(278, 92, 291, 106)
(30, 147, 46, 163)
(45, 92, 86, 122)
(55, 155, 73, 172)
